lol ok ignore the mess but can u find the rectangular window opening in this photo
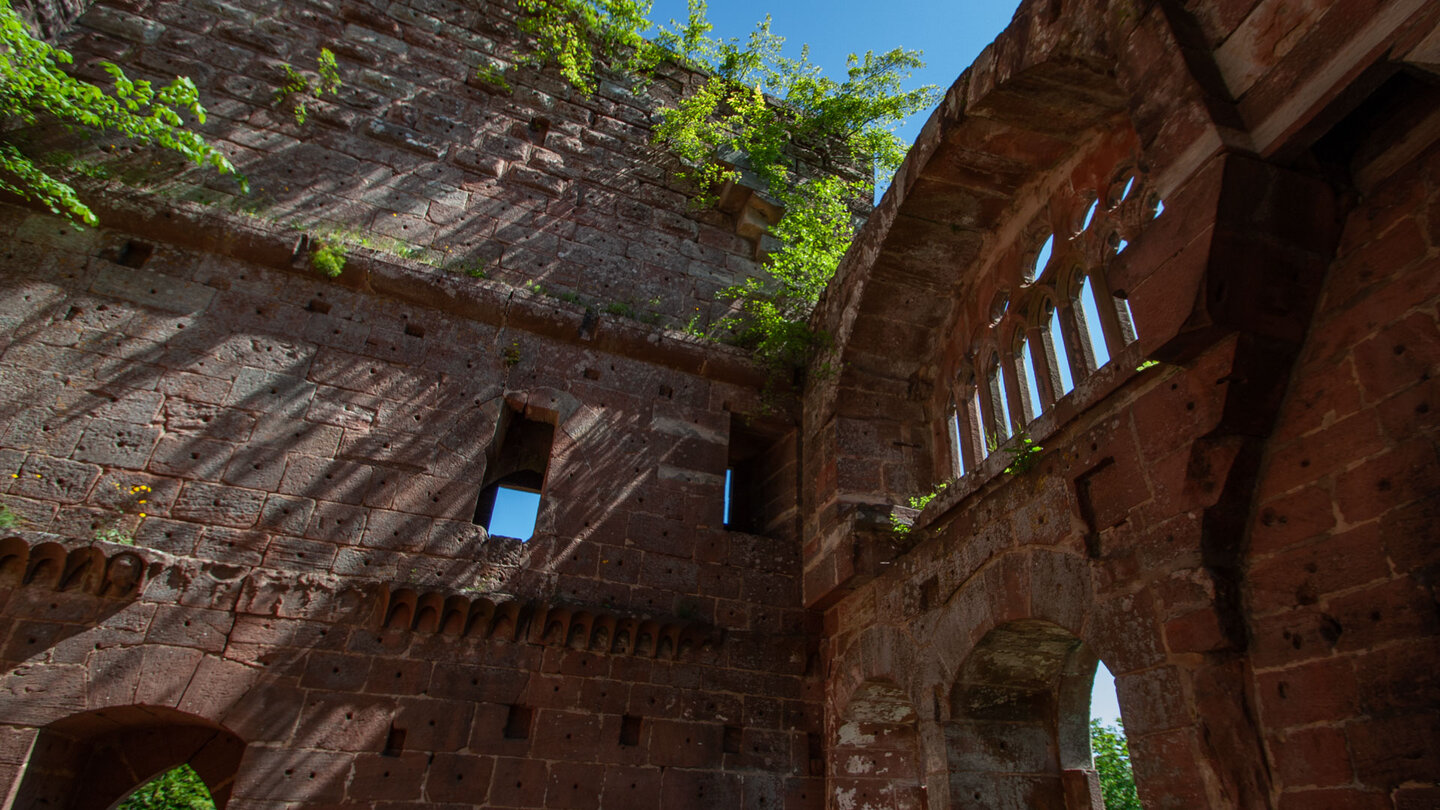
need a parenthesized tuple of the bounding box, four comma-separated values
(723, 725, 742, 754)
(620, 714, 643, 746)
(504, 704, 533, 739)
(725, 415, 791, 535)
(473, 406, 555, 542)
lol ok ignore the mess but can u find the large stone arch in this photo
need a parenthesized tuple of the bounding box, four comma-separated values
(10, 705, 245, 809)
(945, 619, 1101, 810)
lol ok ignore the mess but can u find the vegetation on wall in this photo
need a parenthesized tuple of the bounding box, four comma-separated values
(0, 0, 241, 225)
(517, 0, 936, 374)
(273, 48, 342, 126)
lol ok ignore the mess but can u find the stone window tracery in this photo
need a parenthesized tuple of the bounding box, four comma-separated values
(948, 147, 1159, 480)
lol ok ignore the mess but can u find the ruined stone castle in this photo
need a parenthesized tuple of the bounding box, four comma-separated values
(0, 0, 1436, 807)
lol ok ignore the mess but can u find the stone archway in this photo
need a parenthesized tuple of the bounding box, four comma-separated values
(946, 620, 1102, 810)
(11, 705, 245, 810)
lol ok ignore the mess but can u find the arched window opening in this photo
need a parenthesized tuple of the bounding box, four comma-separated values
(13, 707, 244, 810)
(1114, 294, 1138, 346)
(1016, 335, 1044, 423)
(1045, 303, 1076, 396)
(950, 404, 967, 477)
(1112, 174, 1135, 206)
(1091, 661, 1141, 809)
(1028, 234, 1054, 282)
(117, 764, 216, 810)
(1080, 198, 1099, 232)
(973, 388, 990, 460)
(1076, 275, 1111, 369)
(986, 353, 1013, 442)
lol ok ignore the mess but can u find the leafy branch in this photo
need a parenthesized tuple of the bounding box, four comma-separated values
(0, 0, 243, 225)
(515, 0, 936, 380)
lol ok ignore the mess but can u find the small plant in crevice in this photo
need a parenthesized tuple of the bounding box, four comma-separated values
(310, 240, 346, 278)
(890, 480, 951, 536)
(1135, 359, 1159, 372)
(604, 301, 635, 318)
(473, 62, 513, 93)
(502, 341, 522, 367)
(444, 260, 488, 278)
(1003, 430, 1043, 476)
(93, 481, 152, 546)
(0, 503, 22, 530)
(94, 524, 135, 545)
(273, 48, 342, 125)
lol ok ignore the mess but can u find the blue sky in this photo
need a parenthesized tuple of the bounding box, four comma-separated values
(647, 0, 1022, 153)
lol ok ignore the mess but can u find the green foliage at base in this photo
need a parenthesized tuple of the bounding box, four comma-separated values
(1091, 720, 1142, 810)
(0, 0, 241, 225)
(115, 765, 216, 810)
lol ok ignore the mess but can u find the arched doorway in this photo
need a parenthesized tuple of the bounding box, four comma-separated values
(12, 706, 244, 809)
(946, 620, 1103, 810)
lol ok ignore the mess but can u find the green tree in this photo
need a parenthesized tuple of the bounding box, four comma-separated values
(0, 0, 241, 225)
(1091, 719, 1142, 810)
(115, 765, 216, 810)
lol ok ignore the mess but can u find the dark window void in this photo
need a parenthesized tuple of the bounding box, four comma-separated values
(1310, 67, 1440, 194)
(724, 414, 794, 536)
(504, 704, 533, 739)
(473, 406, 555, 540)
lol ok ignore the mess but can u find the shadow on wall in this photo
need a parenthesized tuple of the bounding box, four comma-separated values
(0, 537, 144, 669)
(0, 209, 740, 610)
(12, 706, 245, 810)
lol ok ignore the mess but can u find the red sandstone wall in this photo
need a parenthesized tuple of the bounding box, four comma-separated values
(16, 0, 811, 330)
(0, 193, 823, 805)
(1244, 140, 1440, 809)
